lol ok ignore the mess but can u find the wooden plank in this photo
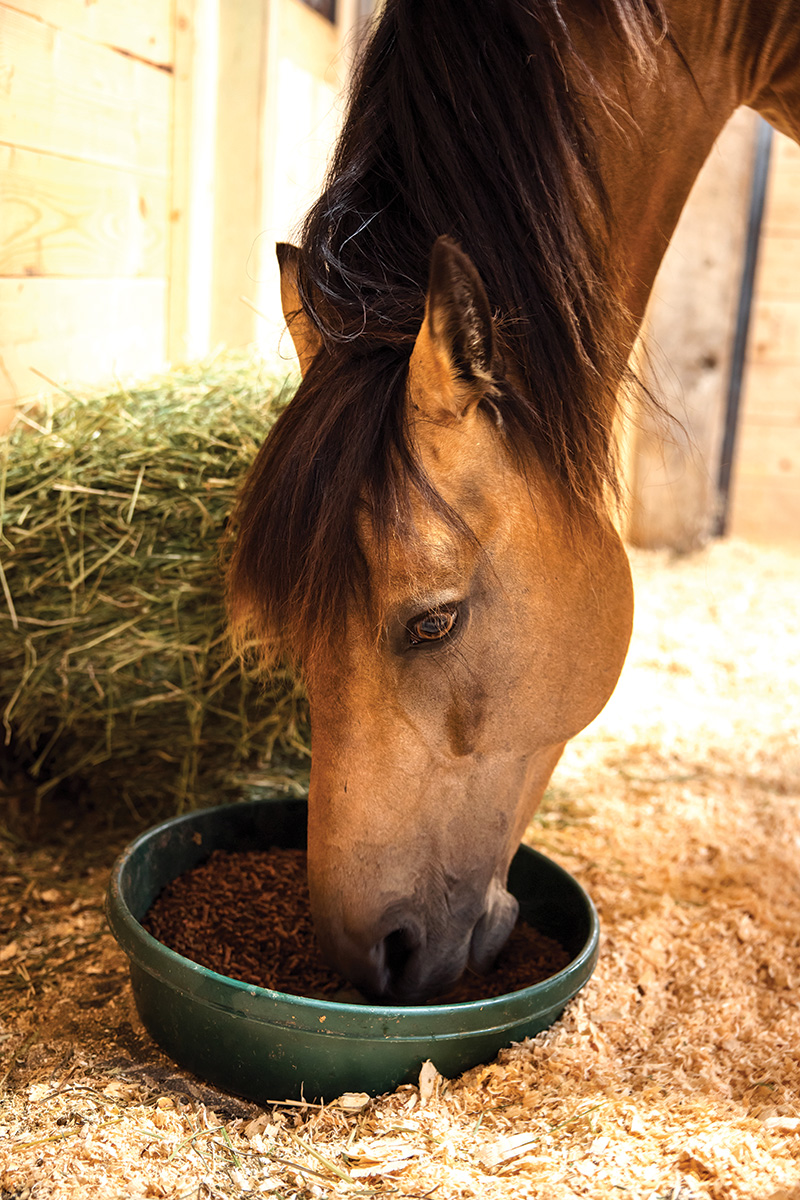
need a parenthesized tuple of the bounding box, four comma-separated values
(248, 0, 292, 348)
(753, 234, 800, 300)
(0, 145, 168, 277)
(730, 420, 800, 481)
(763, 166, 800, 237)
(727, 140, 800, 545)
(0, 278, 167, 418)
(269, 55, 341, 236)
(737, 362, 800, 425)
(2, 0, 172, 66)
(748, 298, 800, 366)
(281, 0, 341, 81)
(208, 0, 270, 348)
(774, 131, 800, 165)
(252, 0, 347, 343)
(0, 6, 170, 175)
(762, 133, 800, 237)
(167, 0, 219, 360)
(626, 110, 759, 549)
(727, 477, 800, 544)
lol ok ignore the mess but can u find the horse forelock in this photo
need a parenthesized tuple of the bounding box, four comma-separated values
(225, 342, 482, 668)
(226, 0, 667, 666)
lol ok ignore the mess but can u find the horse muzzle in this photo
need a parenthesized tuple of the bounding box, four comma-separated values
(467, 876, 519, 973)
(312, 877, 519, 1004)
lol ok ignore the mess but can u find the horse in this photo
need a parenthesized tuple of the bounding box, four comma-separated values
(227, 0, 800, 1003)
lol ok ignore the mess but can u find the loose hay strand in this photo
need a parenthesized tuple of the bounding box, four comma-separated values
(0, 352, 310, 816)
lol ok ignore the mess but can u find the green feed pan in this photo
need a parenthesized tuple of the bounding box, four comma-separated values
(106, 797, 599, 1104)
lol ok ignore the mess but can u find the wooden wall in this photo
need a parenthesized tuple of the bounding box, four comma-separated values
(0, 0, 174, 429)
(624, 110, 760, 550)
(204, 0, 359, 358)
(0, 0, 366, 430)
(254, 0, 352, 351)
(627, 119, 800, 550)
(728, 132, 800, 543)
(6, 4, 794, 547)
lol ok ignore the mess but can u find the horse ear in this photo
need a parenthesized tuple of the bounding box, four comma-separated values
(409, 236, 495, 425)
(276, 242, 322, 376)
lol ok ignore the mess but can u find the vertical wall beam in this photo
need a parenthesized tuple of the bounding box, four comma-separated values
(209, 0, 271, 348)
(169, 0, 220, 362)
(626, 110, 760, 550)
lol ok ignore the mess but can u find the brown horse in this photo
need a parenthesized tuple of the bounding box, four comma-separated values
(228, 0, 800, 1002)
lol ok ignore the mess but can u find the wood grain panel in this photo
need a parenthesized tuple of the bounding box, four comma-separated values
(733, 420, 800, 480)
(728, 477, 800, 543)
(748, 299, 800, 366)
(167, 0, 212, 360)
(728, 132, 800, 544)
(0, 145, 168, 277)
(763, 133, 800, 237)
(2, 0, 172, 66)
(208, 0, 270, 349)
(0, 6, 170, 175)
(0, 278, 167, 415)
(738, 363, 800, 425)
(627, 110, 758, 549)
(281, 0, 340, 80)
(753, 235, 800, 300)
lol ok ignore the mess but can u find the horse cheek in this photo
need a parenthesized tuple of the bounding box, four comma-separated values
(444, 678, 487, 757)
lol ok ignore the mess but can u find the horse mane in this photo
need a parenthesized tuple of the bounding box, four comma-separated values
(227, 0, 667, 665)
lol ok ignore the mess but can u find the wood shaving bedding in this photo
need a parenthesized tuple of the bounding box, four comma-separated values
(1, 539, 799, 1199)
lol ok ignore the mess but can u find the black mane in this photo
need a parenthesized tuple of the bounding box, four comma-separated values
(227, 0, 665, 663)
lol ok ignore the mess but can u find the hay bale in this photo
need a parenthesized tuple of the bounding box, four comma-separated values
(0, 353, 310, 816)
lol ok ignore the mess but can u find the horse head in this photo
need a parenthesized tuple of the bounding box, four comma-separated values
(274, 236, 633, 1002)
(228, 0, 800, 1002)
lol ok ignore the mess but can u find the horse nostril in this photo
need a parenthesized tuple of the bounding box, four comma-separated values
(383, 925, 419, 982)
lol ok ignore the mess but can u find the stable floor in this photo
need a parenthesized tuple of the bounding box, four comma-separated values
(1, 539, 799, 1200)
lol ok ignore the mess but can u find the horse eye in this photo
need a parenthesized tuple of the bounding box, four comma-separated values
(407, 608, 459, 644)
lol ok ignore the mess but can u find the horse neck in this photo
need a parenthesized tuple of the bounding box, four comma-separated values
(583, 0, 800, 332)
